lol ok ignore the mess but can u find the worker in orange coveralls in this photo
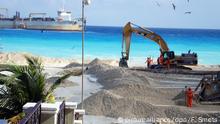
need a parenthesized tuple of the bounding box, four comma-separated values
(158, 49, 163, 65)
(146, 57, 153, 68)
(186, 87, 193, 107)
(158, 54, 163, 65)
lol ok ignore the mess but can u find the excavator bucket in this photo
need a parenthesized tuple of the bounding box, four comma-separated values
(119, 57, 128, 68)
(119, 52, 128, 68)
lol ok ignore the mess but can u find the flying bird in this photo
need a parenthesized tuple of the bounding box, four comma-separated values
(185, 11, 192, 14)
(155, 1, 160, 7)
(172, 3, 176, 10)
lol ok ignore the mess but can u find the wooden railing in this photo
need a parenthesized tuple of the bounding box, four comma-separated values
(19, 101, 41, 124)
(57, 101, 65, 124)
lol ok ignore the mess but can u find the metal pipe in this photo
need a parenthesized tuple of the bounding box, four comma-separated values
(81, 0, 85, 110)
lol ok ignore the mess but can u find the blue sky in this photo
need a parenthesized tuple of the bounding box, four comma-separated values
(0, 0, 220, 29)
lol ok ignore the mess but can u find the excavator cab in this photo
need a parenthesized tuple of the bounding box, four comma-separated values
(157, 51, 175, 65)
(162, 51, 175, 60)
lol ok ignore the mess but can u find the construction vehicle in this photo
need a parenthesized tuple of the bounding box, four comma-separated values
(194, 72, 220, 102)
(119, 22, 198, 68)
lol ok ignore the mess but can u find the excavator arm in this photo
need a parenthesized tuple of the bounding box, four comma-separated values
(122, 22, 169, 60)
(119, 22, 171, 67)
(119, 22, 198, 68)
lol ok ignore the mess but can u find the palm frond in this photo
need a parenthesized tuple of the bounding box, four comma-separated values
(0, 75, 17, 86)
(0, 64, 12, 71)
(24, 56, 43, 71)
(0, 56, 81, 118)
(46, 73, 72, 95)
(46, 69, 82, 97)
(0, 64, 15, 72)
(0, 73, 7, 77)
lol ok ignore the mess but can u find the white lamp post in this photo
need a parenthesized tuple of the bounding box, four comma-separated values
(81, 0, 91, 109)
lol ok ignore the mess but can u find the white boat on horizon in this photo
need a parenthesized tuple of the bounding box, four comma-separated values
(0, 9, 82, 31)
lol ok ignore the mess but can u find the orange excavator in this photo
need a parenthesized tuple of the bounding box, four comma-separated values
(119, 22, 198, 68)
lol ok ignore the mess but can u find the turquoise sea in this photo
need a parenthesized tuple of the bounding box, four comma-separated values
(0, 26, 220, 65)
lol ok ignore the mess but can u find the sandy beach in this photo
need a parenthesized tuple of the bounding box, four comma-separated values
(1, 52, 220, 124)
(1, 0, 220, 123)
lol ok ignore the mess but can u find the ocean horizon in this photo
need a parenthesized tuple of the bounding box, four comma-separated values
(0, 26, 220, 65)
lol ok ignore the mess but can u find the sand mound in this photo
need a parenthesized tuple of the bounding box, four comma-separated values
(88, 58, 104, 66)
(82, 90, 165, 118)
(82, 82, 180, 118)
(86, 59, 153, 89)
(83, 62, 174, 118)
(82, 59, 220, 121)
(63, 58, 118, 70)
(110, 83, 180, 104)
(83, 86, 220, 120)
(0, 52, 29, 65)
(0, 52, 72, 67)
(88, 58, 118, 67)
(86, 63, 126, 89)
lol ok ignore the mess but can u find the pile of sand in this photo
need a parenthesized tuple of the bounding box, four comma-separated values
(81, 59, 220, 121)
(0, 52, 29, 65)
(0, 52, 73, 67)
(1, 53, 220, 121)
(64, 58, 119, 69)
(83, 83, 220, 120)
(83, 89, 165, 119)
(64, 62, 82, 68)
(0, 52, 120, 68)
